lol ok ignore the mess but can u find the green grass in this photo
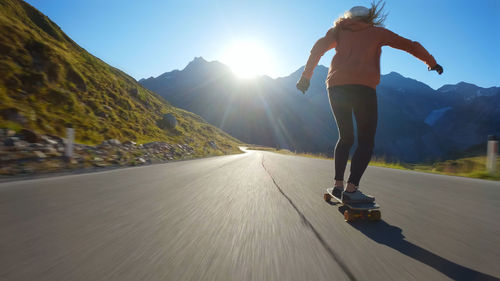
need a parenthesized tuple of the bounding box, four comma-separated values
(247, 145, 500, 181)
(413, 156, 500, 180)
(369, 156, 500, 180)
(0, 0, 242, 156)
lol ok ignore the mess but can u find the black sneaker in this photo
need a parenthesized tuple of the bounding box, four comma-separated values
(341, 189, 375, 203)
(332, 186, 343, 199)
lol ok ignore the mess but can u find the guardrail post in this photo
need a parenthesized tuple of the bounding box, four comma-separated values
(65, 126, 74, 162)
(487, 135, 498, 174)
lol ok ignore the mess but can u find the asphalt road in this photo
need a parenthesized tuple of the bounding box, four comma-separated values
(1, 149, 499, 281)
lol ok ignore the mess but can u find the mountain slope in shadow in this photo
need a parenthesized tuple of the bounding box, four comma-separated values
(140, 58, 500, 163)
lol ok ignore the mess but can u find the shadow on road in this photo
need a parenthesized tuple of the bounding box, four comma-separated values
(337, 206, 499, 281)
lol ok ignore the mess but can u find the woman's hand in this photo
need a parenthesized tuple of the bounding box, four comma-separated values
(429, 64, 443, 75)
(296, 76, 310, 94)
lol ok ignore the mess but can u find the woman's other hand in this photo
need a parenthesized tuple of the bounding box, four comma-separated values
(296, 76, 311, 94)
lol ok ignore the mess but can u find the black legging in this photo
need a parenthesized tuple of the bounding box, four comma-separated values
(328, 84, 377, 186)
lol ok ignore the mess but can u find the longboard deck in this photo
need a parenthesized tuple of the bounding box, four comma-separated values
(324, 188, 381, 222)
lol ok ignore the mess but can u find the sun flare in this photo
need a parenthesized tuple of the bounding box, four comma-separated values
(221, 41, 275, 78)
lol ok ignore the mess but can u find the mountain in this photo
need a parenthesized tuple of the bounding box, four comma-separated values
(0, 0, 241, 154)
(432, 88, 500, 153)
(140, 58, 500, 163)
(141, 59, 336, 154)
(438, 82, 500, 102)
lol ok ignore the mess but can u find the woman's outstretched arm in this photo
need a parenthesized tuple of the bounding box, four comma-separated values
(302, 28, 338, 79)
(380, 28, 438, 70)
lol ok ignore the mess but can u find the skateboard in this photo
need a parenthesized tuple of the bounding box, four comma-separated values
(324, 188, 381, 222)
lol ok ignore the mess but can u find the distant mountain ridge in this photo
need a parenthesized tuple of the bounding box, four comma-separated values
(140, 57, 500, 163)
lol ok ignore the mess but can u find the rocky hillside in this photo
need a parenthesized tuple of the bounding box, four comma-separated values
(0, 128, 205, 175)
(140, 58, 500, 163)
(0, 0, 241, 156)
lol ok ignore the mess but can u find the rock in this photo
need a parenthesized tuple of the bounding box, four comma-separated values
(29, 143, 45, 149)
(101, 139, 121, 146)
(0, 166, 17, 176)
(107, 139, 121, 145)
(102, 105, 113, 111)
(158, 113, 178, 129)
(4, 137, 20, 147)
(19, 129, 41, 143)
(96, 111, 108, 118)
(20, 167, 35, 174)
(43, 146, 59, 156)
(6, 129, 16, 137)
(93, 157, 104, 162)
(0, 151, 10, 161)
(123, 140, 136, 146)
(143, 141, 170, 149)
(93, 162, 108, 168)
(137, 157, 146, 164)
(33, 151, 46, 159)
(0, 108, 27, 124)
(29, 142, 43, 147)
(41, 135, 58, 145)
(4, 137, 15, 146)
(46, 134, 64, 144)
(17, 140, 30, 149)
(207, 141, 218, 149)
(9, 151, 26, 160)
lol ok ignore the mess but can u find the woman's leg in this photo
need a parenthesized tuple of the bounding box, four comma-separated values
(328, 86, 354, 184)
(348, 86, 378, 186)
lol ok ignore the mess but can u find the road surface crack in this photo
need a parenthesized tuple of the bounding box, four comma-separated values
(261, 154, 358, 281)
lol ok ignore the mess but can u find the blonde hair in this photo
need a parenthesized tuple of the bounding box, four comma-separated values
(335, 0, 388, 27)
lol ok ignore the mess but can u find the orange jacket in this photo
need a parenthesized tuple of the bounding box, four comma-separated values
(302, 19, 437, 89)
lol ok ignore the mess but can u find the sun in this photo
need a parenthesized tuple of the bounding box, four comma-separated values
(221, 41, 275, 78)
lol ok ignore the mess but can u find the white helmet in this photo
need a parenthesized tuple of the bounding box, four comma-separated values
(344, 6, 370, 18)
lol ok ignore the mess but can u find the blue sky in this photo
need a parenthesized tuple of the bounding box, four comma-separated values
(25, 0, 499, 89)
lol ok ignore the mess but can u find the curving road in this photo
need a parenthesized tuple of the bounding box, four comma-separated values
(1, 149, 499, 281)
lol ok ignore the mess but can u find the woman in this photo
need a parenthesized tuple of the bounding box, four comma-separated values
(296, 2, 443, 203)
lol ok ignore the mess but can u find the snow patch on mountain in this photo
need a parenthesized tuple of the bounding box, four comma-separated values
(424, 107, 452, 126)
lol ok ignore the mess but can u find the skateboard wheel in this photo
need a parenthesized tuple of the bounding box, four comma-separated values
(323, 193, 332, 202)
(369, 210, 381, 221)
(344, 210, 354, 222)
(361, 210, 369, 220)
